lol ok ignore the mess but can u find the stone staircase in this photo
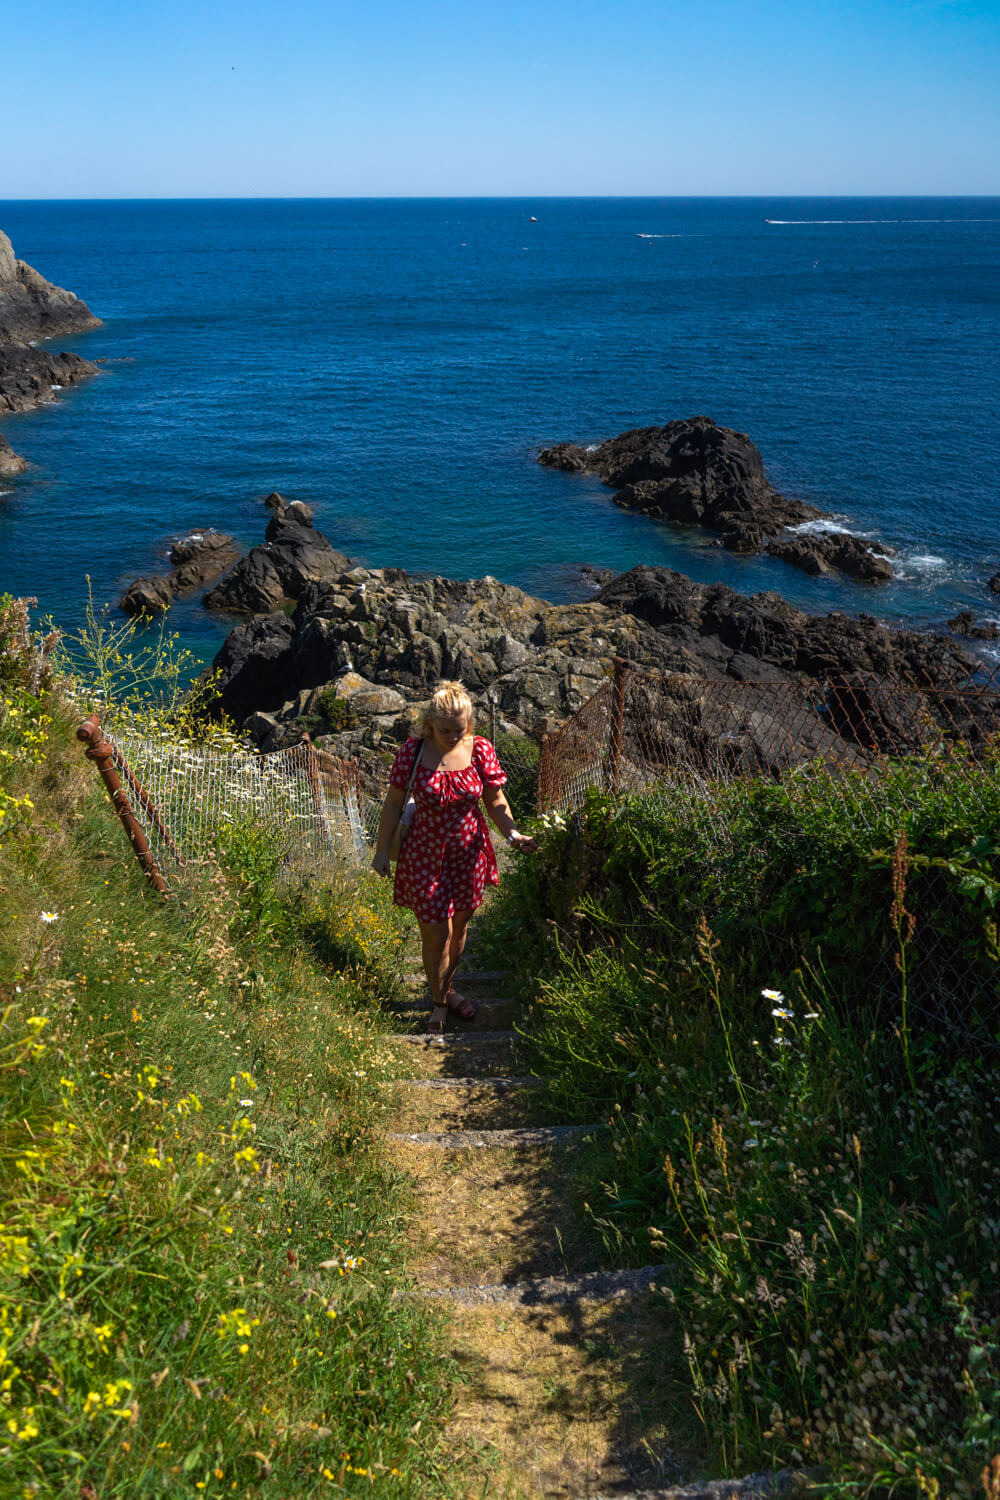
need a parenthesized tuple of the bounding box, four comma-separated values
(381, 952, 699, 1498)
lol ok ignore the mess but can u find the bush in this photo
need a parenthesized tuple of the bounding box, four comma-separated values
(477, 763, 1000, 1494)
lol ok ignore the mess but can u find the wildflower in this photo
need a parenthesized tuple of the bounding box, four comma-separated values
(238, 1098, 254, 1108)
(744, 1139, 759, 1148)
(804, 1011, 820, 1020)
(761, 988, 784, 1002)
(771, 1007, 795, 1020)
(40, 911, 58, 924)
(773, 1037, 792, 1048)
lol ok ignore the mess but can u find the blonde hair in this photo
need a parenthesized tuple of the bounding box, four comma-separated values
(415, 680, 475, 739)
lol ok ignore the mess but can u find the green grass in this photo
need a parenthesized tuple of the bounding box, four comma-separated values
(478, 777, 1000, 1497)
(0, 602, 461, 1499)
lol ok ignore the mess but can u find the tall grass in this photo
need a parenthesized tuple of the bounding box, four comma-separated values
(0, 600, 458, 1499)
(480, 775, 1000, 1496)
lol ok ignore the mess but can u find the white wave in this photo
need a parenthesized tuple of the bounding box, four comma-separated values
(635, 233, 685, 238)
(766, 218, 999, 225)
(0, 488, 11, 498)
(788, 517, 866, 538)
(585, 443, 600, 453)
(906, 553, 948, 569)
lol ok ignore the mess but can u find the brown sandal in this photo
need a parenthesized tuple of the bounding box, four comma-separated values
(446, 989, 477, 1021)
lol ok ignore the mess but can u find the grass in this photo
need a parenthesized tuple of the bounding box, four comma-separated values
(477, 778, 1000, 1498)
(0, 599, 462, 1499)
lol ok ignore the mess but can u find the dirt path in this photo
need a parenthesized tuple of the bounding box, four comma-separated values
(381, 947, 697, 1499)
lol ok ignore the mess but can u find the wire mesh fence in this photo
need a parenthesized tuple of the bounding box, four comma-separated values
(536, 659, 1000, 1048)
(100, 725, 382, 887)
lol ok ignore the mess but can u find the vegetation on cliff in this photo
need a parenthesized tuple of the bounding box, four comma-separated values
(480, 770, 1000, 1496)
(0, 598, 458, 1498)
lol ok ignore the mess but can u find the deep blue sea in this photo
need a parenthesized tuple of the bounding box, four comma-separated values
(1, 197, 998, 667)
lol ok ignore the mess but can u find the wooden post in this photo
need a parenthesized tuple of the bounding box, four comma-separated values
(536, 732, 552, 814)
(77, 714, 171, 896)
(606, 657, 629, 796)
(109, 744, 186, 867)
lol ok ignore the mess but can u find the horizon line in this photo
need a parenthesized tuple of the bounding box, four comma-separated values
(3, 192, 1000, 204)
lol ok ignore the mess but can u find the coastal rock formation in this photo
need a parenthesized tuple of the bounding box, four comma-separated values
(120, 530, 241, 616)
(766, 531, 895, 583)
(596, 566, 972, 685)
(946, 610, 1000, 643)
(209, 553, 980, 765)
(0, 434, 27, 476)
(0, 230, 101, 429)
(988, 572, 1000, 596)
(203, 493, 350, 613)
(539, 416, 894, 583)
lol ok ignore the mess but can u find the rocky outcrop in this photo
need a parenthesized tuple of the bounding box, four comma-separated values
(120, 530, 241, 616)
(208, 552, 982, 767)
(988, 573, 1000, 596)
(596, 566, 973, 686)
(0, 434, 27, 476)
(539, 416, 894, 583)
(0, 230, 100, 422)
(766, 531, 895, 583)
(203, 493, 350, 613)
(947, 610, 1000, 642)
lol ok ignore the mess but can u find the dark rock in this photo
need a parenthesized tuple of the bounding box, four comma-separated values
(540, 415, 897, 582)
(207, 559, 981, 767)
(766, 531, 895, 583)
(120, 576, 174, 617)
(0, 434, 27, 475)
(119, 531, 240, 615)
(0, 229, 101, 419)
(947, 610, 1000, 642)
(988, 573, 1000, 596)
(204, 494, 349, 613)
(596, 566, 974, 686)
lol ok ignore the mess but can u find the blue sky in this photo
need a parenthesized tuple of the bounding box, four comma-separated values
(7, 0, 999, 196)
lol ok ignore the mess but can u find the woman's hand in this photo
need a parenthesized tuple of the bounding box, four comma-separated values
(371, 850, 391, 878)
(508, 831, 538, 853)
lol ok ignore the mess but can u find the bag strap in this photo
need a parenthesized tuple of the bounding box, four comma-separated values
(403, 738, 423, 797)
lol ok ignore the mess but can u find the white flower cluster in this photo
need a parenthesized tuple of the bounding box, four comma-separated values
(538, 810, 566, 832)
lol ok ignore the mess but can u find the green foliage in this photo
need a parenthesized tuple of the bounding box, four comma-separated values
(492, 731, 539, 824)
(0, 614, 458, 1498)
(478, 757, 1000, 1493)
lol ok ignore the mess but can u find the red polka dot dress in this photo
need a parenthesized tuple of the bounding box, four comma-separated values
(389, 736, 507, 923)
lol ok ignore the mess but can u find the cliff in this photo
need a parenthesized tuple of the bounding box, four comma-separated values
(0, 229, 101, 465)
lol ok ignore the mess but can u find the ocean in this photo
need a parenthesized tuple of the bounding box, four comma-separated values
(1, 197, 998, 667)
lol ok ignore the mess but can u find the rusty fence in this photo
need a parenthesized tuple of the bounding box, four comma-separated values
(535, 659, 1000, 1046)
(80, 715, 382, 894)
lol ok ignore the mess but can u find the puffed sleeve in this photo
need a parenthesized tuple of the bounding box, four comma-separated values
(475, 737, 507, 788)
(389, 736, 418, 789)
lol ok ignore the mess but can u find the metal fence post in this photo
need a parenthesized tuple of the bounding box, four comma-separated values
(606, 657, 629, 796)
(77, 713, 172, 897)
(537, 732, 552, 814)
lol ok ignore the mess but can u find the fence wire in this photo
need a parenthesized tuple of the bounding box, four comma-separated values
(537, 663, 1000, 1048)
(104, 728, 381, 881)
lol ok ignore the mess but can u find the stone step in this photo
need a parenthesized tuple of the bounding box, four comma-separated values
(387, 1130, 604, 1288)
(388, 1124, 597, 1149)
(421, 1263, 668, 1306)
(384, 1032, 519, 1079)
(387, 1077, 546, 1133)
(428, 1284, 697, 1497)
(384, 1002, 517, 1035)
(403, 967, 510, 990)
(395, 1076, 540, 1090)
(585, 1477, 812, 1500)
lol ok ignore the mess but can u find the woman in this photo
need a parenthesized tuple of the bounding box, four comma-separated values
(371, 681, 536, 1034)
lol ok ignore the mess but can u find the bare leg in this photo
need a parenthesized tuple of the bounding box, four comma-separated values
(418, 919, 450, 1031)
(443, 909, 474, 1004)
